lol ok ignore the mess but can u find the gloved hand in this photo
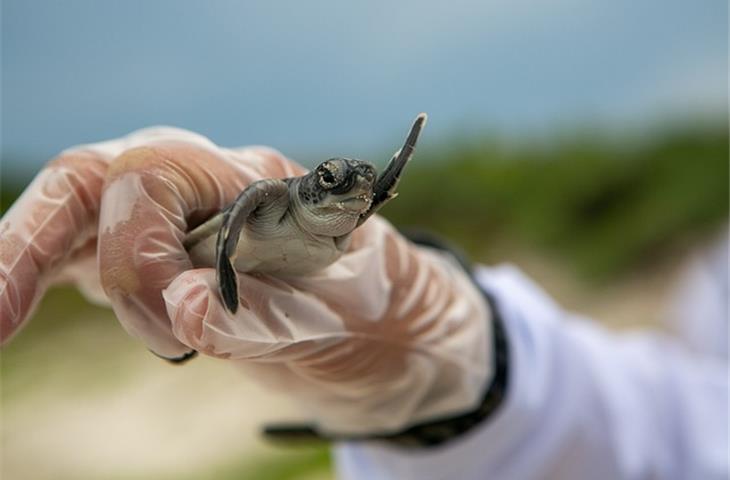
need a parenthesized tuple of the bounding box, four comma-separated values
(0, 127, 492, 435)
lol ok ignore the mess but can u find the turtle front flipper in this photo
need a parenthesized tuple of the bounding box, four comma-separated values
(357, 113, 427, 226)
(217, 179, 289, 313)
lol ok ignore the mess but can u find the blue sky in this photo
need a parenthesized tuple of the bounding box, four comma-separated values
(2, 0, 727, 180)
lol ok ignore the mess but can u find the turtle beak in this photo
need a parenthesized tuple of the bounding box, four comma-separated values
(339, 169, 375, 212)
(355, 164, 376, 190)
(355, 172, 375, 192)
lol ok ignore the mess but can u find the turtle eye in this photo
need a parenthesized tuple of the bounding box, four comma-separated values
(318, 165, 337, 188)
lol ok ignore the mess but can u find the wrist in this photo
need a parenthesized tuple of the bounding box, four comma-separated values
(263, 232, 509, 447)
(263, 282, 509, 447)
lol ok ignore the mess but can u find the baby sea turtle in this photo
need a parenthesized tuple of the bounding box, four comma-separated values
(184, 113, 427, 313)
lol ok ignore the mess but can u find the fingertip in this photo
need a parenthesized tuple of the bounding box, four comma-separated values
(164, 269, 216, 349)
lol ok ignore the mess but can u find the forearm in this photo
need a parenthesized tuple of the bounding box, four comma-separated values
(334, 265, 729, 480)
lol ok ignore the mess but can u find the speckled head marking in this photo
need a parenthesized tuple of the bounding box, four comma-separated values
(297, 158, 376, 210)
(292, 158, 377, 236)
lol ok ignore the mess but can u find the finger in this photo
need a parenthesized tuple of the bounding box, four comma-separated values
(163, 269, 345, 361)
(98, 143, 298, 359)
(0, 127, 225, 344)
(0, 151, 107, 343)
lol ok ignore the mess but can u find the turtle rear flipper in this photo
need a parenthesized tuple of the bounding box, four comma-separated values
(216, 179, 290, 313)
(358, 113, 426, 226)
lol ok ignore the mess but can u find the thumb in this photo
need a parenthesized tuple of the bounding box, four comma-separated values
(163, 269, 346, 361)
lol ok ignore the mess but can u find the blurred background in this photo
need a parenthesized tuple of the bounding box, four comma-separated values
(1, 1, 727, 479)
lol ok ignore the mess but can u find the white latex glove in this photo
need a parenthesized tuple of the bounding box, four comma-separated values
(0, 127, 492, 435)
(0, 127, 299, 358)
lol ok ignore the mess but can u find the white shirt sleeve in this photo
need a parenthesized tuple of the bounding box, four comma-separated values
(333, 264, 729, 480)
(668, 231, 728, 361)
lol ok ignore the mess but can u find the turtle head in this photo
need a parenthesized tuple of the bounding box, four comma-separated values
(294, 158, 377, 236)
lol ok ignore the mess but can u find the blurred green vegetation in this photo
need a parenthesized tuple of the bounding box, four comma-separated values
(381, 120, 729, 280)
(1, 117, 727, 355)
(3, 120, 726, 282)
